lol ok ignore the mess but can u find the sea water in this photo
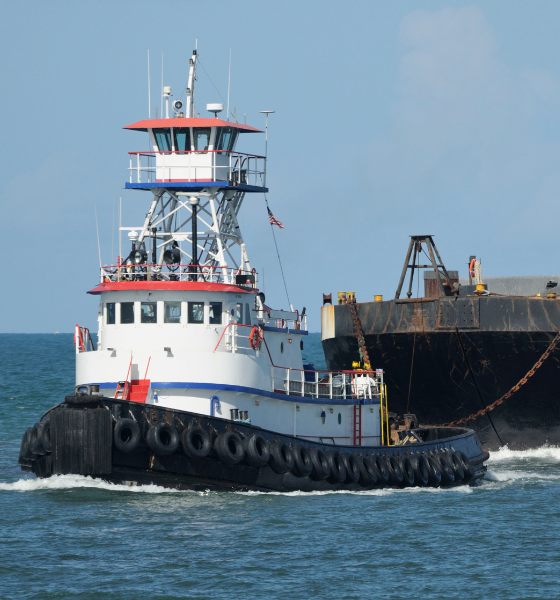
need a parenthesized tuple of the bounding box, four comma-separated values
(1, 334, 560, 599)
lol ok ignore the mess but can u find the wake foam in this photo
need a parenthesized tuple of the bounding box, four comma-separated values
(236, 486, 473, 497)
(488, 445, 560, 463)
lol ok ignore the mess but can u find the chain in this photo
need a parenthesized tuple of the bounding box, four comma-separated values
(443, 331, 560, 426)
(348, 298, 371, 369)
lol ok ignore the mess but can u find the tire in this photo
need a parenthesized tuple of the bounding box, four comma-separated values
(326, 450, 347, 484)
(425, 455, 442, 486)
(373, 454, 390, 485)
(114, 418, 141, 453)
(399, 455, 415, 487)
(435, 453, 455, 486)
(269, 442, 295, 474)
(292, 445, 313, 477)
(30, 422, 46, 456)
(41, 419, 51, 453)
(214, 431, 245, 465)
(243, 434, 271, 468)
(356, 455, 378, 487)
(447, 450, 465, 481)
(309, 448, 330, 481)
(411, 454, 429, 487)
(181, 427, 212, 459)
(342, 453, 360, 484)
(18, 427, 34, 465)
(455, 450, 476, 482)
(146, 422, 179, 456)
(385, 455, 404, 486)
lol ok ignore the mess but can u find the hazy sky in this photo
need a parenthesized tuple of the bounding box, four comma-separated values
(1, 1, 560, 332)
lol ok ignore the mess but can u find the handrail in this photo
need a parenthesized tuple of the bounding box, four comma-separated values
(128, 150, 266, 158)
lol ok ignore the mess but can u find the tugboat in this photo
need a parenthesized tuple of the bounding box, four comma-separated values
(322, 235, 560, 451)
(18, 50, 488, 491)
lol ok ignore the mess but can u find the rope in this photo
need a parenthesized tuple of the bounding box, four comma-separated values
(406, 274, 421, 412)
(263, 194, 291, 307)
(443, 331, 560, 426)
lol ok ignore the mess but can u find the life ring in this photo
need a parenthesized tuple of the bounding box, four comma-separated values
(249, 326, 263, 350)
(469, 258, 476, 278)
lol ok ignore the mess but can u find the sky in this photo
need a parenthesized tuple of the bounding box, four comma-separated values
(1, 0, 560, 332)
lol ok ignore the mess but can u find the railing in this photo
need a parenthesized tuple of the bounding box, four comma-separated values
(128, 150, 266, 187)
(74, 325, 96, 353)
(100, 263, 257, 287)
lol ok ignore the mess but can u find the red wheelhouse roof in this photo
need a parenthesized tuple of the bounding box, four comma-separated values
(124, 118, 262, 133)
(88, 281, 258, 295)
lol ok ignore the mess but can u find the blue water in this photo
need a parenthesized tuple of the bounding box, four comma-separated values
(2, 334, 560, 599)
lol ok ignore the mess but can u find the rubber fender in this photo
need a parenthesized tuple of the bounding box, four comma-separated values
(114, 418, 141, 453)
(425, 454, 442, 486)
(243, 434, 271, 468)
(30, 422, 46, 456)
(435, 453, 455, 486)
(398, 455, 415, 487)
(447, 450, 465, 481)
(181, 426, 212, 459)
(146, 422, 179, 456)
(41, 418, 51, 453)
(411, 454, 429, 487)
(65, 394, 99, 405)
(326, 450, 347, 484)
(373, 454, 390, 485)
(309, 448, 330, 481)
(269, 442, 295, 474)
(18, 427, 34, 465)
(454, 450, 476, 482)
(214, 431, 245, 465)
(356, 455, 377, 487)
(342, 453, 360, 484)
(291, 445, 313, 477)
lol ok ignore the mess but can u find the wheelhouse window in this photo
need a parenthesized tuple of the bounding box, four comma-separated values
(141, 302, 157, 324)
(188, 302, 204, 324)
(120, 302, 135, 324)
(209, 302, 222, 325)
(164, 301, 181, 324)
(153, 128, 172, 152)
(214, 128, 238, 155)
(193, 128, 211, 152)
(173, 128, 191, 152)
(106, 303, 115, 325)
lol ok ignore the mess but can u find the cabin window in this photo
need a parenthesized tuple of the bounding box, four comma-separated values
(209, 302, 222, 325)
(214, 128, 238, 155)
(153, 128, 172, 152)
(141, 302, 157, 324)
(281, 342, 284, 353)
(236, 303, 243, 324)
(173, 128, 191, 152)
(106, 303, 115, 325)
(164, 301, 181, 324)
(120, 302, 135, 324)
(188, 302, 204, 324)
(245, 304, 251, 325)
(193, 128, 211, 152)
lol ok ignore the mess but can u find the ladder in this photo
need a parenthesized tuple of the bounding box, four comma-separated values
(115, 357, 151, 403)
(115, 357, 133, 401)
(353, 404, 362, 446)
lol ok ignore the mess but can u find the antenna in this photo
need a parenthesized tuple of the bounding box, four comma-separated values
(119, 196, 122, 273)
(260, 111, 275, 188)
(94, 202, 102, 270)
(161, 51, 164, 119)
(147, 50, 151, 118)
(186, 47, 198, 118)
(227, 49, 231, 121)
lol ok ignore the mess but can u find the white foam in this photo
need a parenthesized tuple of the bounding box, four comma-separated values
(488, 445, 560, 463)
(485, 469, 560, 482)
(0, 475, 190, 494)
(236, 485, 473, 497)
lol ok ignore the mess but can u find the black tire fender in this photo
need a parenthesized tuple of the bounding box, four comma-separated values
(356, 455, 377, 487)
(399, 455, 415, 487)
(309, 448, 330, 481)
(326, 450, 347, 484)
(373, 454, 390, 485)
(243, 434, 271, 468)
(436, 453, 456, 486)
(291, 445, 313, 477)
(342, 453, 360, 484)
(455, 450, 476, 482)
(181, 427, 212, 459)
(385, 454, 404, 486)
(114, 418, 141, 453)
(447, 450, 465, 480)
(269, 442, 294, 474)
(146, 422, 179, 456)
(214, 431, 245, 465)
(425, 454, 442, 486)
(411, 454, 429, 487)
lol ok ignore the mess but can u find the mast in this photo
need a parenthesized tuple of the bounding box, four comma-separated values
(186, 48, 198, 119)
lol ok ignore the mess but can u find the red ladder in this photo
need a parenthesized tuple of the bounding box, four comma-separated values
(353, 404, 362, 446)
(114, 357, 133, 401)
(115, 357, 151, 403)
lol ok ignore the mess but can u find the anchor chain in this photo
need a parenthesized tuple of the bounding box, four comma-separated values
(348, 298, 371, 369)
(443, 331, 560, 426)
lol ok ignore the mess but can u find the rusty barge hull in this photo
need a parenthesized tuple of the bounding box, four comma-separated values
(321, 296, 560, 450)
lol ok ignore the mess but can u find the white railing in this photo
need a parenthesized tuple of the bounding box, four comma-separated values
(128, 151, 266, 187)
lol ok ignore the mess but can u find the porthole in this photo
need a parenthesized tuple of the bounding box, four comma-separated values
(300, 340, 303, 350)
(281, 342, 284, 353)
(338, 413, 342, 425)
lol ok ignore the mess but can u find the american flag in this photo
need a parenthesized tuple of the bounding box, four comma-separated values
(267, 207, 284, 229)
